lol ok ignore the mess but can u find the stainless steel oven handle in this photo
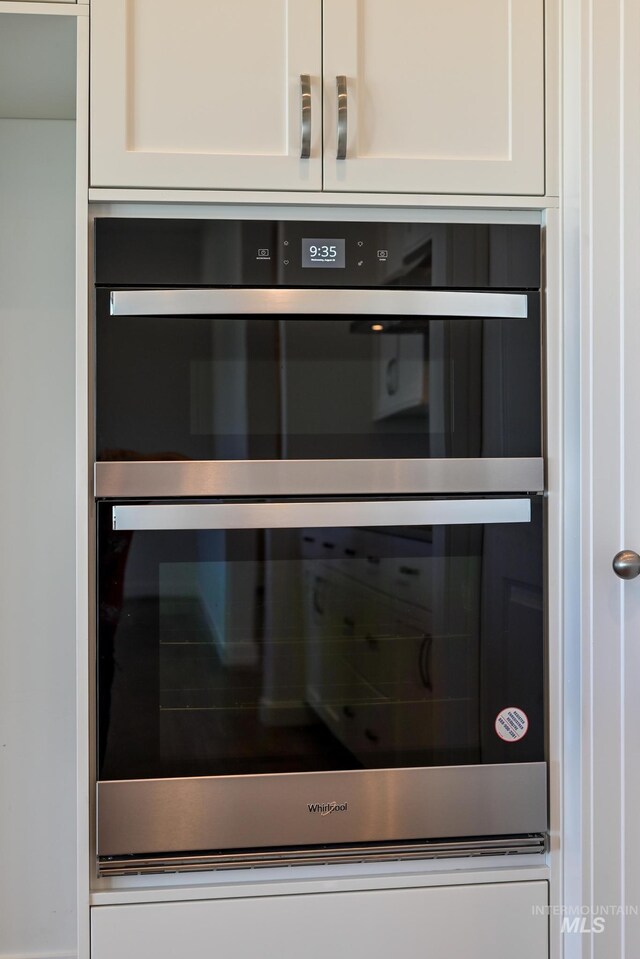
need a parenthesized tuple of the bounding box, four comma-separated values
(300, 74, 311, 159)
(112, 499, 531, 531)
(110, 289, 528, 319)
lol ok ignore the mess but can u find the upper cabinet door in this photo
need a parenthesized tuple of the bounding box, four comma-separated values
(90, 0, 322, 191)
(322, 0, 545, 196)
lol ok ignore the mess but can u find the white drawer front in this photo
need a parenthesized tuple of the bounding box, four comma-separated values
(92, 881, 548, 959)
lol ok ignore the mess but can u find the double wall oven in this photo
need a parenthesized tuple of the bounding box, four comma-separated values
(94, 219, 547, 875)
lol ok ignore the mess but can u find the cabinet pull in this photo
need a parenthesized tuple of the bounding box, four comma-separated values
(300, 74, 311, 159)
(336, 75, 348, 160)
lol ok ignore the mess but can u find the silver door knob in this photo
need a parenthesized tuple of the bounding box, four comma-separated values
(613, 550, 640, 579)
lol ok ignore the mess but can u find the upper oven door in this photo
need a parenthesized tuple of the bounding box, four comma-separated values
(95, 286, 542, 497)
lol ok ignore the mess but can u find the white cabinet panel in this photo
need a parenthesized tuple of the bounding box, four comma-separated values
(0, 14, 76, 119)
(90, 0, 545, 196)
(323, 0, 545, 195)
(90, 0, 322, 190)
(92, 881, 548, 959)
(0, 117, 77, 959)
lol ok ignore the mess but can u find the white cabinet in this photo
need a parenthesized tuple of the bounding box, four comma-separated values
(92, 882, 549, 959)
(90, 0, 323, 191)
(322, 0, 545, 195)
(0, 12, 80, 959)
(90, 0, 545, 195)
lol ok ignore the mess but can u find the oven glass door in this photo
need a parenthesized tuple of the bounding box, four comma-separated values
(96, 290, 541, 468)
(97, 496, 544, 785)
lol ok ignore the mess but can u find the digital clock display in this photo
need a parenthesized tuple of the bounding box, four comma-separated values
(302, 238, 346, 268)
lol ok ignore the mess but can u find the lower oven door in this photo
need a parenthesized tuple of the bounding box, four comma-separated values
(96, 497, 546, 870)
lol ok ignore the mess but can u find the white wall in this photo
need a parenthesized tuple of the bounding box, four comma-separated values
(0, 119, 77, 959)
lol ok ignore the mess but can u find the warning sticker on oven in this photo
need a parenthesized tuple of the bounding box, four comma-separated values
(495, 707, 529, 743)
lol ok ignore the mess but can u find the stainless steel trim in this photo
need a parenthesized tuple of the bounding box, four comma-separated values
(97, 763, 547, 859)
(95, 457, 545, 499)
(336, 75, 348, 160)
(109, 288, 529, 319)
(300, 74, 311, 159)
(98, 835, 547, 877)
(112, 498, 531, 531)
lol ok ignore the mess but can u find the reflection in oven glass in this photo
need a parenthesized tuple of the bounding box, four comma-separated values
(97, 509, 543, 782)
(97, 313, 541, 462)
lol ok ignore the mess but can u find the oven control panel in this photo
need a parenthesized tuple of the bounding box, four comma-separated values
(95, 219, 541, 290)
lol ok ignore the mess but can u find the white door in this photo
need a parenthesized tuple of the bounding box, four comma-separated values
(322, 0, 545, 196)
(90, 0, 322, 191)
(576, 0, 640, 954)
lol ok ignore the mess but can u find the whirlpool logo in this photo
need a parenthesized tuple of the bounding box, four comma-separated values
(307, 801, 348, 816)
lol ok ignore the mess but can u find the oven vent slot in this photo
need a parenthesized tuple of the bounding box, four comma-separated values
(97, 833, 547, 877)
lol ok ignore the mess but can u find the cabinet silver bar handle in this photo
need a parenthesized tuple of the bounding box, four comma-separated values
(110, 289, 528, 319)
(300, 74, 311, 159)
(112, 499, 531, 532)
(336, 75, 348, 160)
